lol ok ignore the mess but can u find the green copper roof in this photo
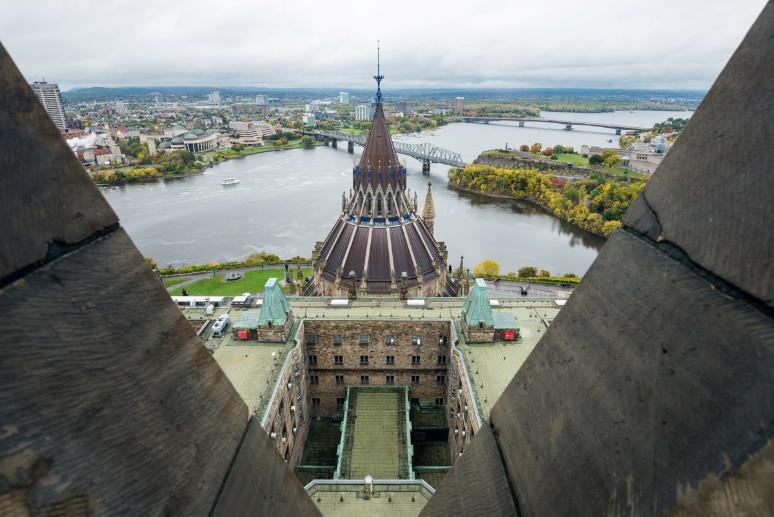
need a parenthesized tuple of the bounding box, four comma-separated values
(258, 278, 291, 327)
(463, 278, 494, 327)
(233, 310, 261, 330)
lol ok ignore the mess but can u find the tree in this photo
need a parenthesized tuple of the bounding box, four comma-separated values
(530, 143, 542, 154)
(563, 272, 578, 279)
(542, 147, 553, 156)
(553, 144, 566, 155)
(301, 136, 315, 147)
(601, 149, 621, 168)
(473, 260, 500, 277)
(589, 154, 604, 166)
(538, 269, 551, 278)
(144, 257, 158, 270)
(519, 144, 530, 152)
(518, 266, 537, 278)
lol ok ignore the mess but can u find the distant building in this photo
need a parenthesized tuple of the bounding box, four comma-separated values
(396, 101, 411, 116)
(229, 122, 263, 146)
(339, 92, 350, 104)
(256, 95, 268, 105)
(230, 121, 275, 138)
(355, 103, 374, 121)
(167, 129, 220, 153)
(30, 81, 66, 130)
(208, 91, 221, 104)
(454, 96, 464, 115)
(302, 113, 316, 126)
(114, 101, 128, 114)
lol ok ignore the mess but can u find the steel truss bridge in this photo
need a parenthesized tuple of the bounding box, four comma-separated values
(461, 117, 649, 134)
(304, 130, 466, 170)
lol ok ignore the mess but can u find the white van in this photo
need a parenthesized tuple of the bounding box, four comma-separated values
(212, 314, 230, 337)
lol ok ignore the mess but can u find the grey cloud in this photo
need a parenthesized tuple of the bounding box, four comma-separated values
(0, 0, 766, 90)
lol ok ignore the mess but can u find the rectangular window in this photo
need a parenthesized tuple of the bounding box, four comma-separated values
(332, 335, 343, 346)
(411, 375, 420, 384)
(336, 397, 345, 408)
(305, 334, 316, 346)
(435, 397, 445, 406)
(436, 375, 446, 385)
(334, 355, 343, 365)
(308, 355, 317, 365)
(312, 397, 320, 407)
(386, 355, 395, 365)
(411, 355, 421, 365)
(310, 375, 319, 385)
(438, 355, 447, 365)
(335, 375, 344, 385)
(439, 334, 448, 346)
(386, 375, 395, 385)
(360, 375, 369, 385)
(359, 335, 369, 346)
(412, 336, 421, 346)
(385, 335, 396, 345)
(360, 355, 369, 365)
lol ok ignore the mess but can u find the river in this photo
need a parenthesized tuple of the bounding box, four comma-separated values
(102, 110, 692, 275)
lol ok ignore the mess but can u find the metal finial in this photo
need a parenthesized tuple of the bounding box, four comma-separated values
(374, 41, 384, 105)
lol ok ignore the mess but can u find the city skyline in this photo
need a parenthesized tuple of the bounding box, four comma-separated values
(1, 0, 767, 91)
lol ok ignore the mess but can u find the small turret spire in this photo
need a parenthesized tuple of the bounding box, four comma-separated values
(374, 41, 384, 105)
(422, 182, 436, 236)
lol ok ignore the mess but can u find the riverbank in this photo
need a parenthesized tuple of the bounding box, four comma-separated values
(448, 162, 645, 238)
(94, 140, 322, 186)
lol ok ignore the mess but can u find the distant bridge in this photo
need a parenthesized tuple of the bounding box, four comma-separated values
(461, 117, 649, 134)
(303, 130, 466, 172)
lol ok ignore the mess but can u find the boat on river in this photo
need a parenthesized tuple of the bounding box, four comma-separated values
(221, 178, 240, 186)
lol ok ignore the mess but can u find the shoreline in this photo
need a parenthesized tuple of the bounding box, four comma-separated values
(447, 181, 607, 239)
(96, 142, 321, 187)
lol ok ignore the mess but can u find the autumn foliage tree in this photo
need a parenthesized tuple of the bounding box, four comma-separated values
(530, 143, 542, 154)
(473, 260, 500, 277)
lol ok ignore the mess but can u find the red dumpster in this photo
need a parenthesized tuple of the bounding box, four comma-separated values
(236, 329, 249, 340)
(503, 330, 517, 341)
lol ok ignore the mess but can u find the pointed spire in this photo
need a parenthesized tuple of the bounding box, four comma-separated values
(374, 40, 384, 105)
(422, 182, 436, 235)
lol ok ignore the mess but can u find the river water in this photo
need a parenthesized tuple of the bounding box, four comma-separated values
(102, 110, 692, 275)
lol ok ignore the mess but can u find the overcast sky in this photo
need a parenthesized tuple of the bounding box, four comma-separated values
(1, 0, 767, 91)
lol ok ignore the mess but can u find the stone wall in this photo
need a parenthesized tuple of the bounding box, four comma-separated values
(261, 322, 311, 468)
(303, 319, 453, 417)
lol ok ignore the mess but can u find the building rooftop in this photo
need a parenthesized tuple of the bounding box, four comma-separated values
(258, 277, 291, 326)
(211, 334, 287, 414)
(306, 480, 433, 517)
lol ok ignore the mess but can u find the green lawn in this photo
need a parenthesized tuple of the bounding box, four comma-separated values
(162, 277, 187, 288)
(554, 153, 589, 166)
(169, 269, 312, 296)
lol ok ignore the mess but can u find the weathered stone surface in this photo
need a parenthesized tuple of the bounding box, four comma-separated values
(489, 230, 774, 516)
(212, 418, 322, 517)
(622, 2, 774, 307)
(0, 43, 117, 282)
(0, 229, 248, 515)
(420, 423, 518, 517)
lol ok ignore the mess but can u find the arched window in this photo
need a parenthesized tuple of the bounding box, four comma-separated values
(366, 193, 372, 213)
(376, 194, 383, 215)
(387, 193, 394, 214)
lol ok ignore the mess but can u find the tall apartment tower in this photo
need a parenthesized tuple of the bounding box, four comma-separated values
(30, 81, 66, 130)
(454, 96, 464, 115)
(339, 92, 350, 104)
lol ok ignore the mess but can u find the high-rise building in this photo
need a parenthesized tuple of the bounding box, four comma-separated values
(208, 91, 221, 104)
(30, 81, 66, 130)
(396, 101, 411, 116)
(339, 92, 350, 104)
(256, 95, 268, 105)
(454, 96, 464, 114)
(354, 103, 374, 121)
